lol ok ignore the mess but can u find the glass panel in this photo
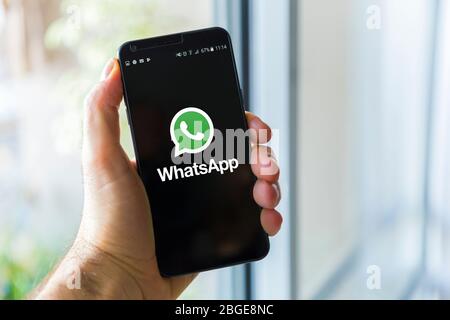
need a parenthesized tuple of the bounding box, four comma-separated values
(297, 0, 432, 298)
(0, 0, 229, 299)
(424, 0, 450, 299)
(298, 0, 359, 297)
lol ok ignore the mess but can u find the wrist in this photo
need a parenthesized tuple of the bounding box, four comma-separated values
(35, 238, 144, 300)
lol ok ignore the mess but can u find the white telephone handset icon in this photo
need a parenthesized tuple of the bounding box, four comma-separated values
(180, 121, 205, 141)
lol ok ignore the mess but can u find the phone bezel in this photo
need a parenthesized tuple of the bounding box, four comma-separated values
(117, 27, 269, 276)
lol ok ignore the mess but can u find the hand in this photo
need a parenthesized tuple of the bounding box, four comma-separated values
(34, 58, 282, 300)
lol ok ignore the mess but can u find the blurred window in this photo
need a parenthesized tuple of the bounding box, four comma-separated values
(250, 0, 446, 299)
(2, 0, 449, 300)
(0, 0, 231, 300)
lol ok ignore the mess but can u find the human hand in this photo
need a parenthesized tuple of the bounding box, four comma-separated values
(34, 58, 282, 300)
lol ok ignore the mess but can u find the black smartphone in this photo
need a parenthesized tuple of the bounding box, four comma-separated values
(118, 27, 269, 276)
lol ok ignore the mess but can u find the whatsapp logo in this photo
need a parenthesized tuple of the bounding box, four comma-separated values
(170, 107, 214, 157)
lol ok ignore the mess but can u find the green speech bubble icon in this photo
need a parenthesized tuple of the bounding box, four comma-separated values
(170, 107, 214, 157)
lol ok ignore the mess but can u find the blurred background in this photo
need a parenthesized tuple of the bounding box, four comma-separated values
(0, 0, 449, 299)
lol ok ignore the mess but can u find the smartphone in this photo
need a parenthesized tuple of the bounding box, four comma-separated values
(118, 27, 269, 276)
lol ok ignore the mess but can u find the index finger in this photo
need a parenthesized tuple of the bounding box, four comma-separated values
(245, 112, 272, 144)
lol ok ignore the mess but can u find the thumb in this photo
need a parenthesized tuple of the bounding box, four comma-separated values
(82, 58, 130, 186)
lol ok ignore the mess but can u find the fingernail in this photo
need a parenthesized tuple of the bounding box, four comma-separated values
(250, 116, 264, 130)
(273, 183, 281, 202)
(101, 58, 115, 80)
(270, 151, 278, 161)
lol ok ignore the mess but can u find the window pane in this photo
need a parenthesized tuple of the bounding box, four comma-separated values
(0, 0, 230, 299)
(298, 0, 431, 298)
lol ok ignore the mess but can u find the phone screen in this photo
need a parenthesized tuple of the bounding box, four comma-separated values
(119, 28, 268, 276)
